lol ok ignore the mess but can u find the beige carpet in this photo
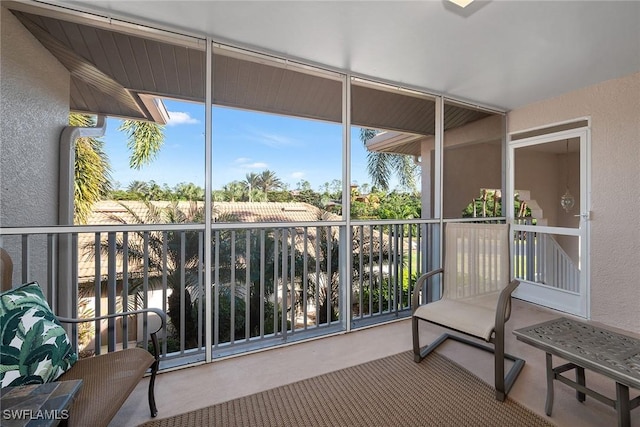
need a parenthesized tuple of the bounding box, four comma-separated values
(139, 351, 554, 427)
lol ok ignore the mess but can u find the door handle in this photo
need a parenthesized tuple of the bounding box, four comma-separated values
(574, 212, 590, 220)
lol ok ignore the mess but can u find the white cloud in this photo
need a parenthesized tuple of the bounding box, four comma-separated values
(245, 162, 268, 169)
(291, 171, 305, 179)
(233, 158, 268, 170)
(167, 111, 199, 126)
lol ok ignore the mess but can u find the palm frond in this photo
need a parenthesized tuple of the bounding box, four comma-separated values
(118, 120, 165, 170)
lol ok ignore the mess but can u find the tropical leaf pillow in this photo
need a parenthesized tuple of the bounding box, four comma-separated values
(0, 282, 77, 388)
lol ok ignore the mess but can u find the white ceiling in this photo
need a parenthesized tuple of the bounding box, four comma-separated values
(55, 0, 640, 111)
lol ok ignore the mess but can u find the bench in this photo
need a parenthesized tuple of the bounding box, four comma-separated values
(0, 248, 165, 427)
(56, 308, 164, 427)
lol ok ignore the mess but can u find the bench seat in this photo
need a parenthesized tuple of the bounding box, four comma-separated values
(59, 348, 155, 427)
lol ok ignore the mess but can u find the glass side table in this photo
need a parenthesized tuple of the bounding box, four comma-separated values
(1, 380, 82, 427)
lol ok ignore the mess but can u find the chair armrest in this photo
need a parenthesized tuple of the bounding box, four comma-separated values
(57, 308, 166, 360)
(494, 279, 520, 337)
(57, 308, 166, 335)
(412, 268, 444, 314)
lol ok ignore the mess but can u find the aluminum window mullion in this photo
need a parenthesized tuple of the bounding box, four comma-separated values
(204, 36, 213, 362)
(343, 73, 351, 332)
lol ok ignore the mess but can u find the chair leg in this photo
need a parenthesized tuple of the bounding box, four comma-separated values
(413, 318, 525, 401)
(148, 359, 158, 417)
(412, 316, 422, 363)
(495, 330, 506, 401)
(494, 326, 526, 402)
(148, 331, 160, 417)
(413, 317, 450, 363)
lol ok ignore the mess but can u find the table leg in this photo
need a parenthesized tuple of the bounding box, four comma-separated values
(616, 382, 630, 427)
(576, 366, 586, 402)
(545, 352, 554, 416)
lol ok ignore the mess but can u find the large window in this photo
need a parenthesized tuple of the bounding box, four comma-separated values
(442, 101, 504, 219)
(350, 79, 433, 221)
(211, 50, 343, 222)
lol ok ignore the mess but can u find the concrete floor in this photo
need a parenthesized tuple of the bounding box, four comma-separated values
(112, 300, 639, 426)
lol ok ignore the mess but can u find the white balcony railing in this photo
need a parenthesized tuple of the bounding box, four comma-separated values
(0, 219, 437, 369)
(512, 225, 580, 292)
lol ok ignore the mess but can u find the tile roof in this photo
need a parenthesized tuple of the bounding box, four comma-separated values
(85, 200, 340, 225)
(78, 200, 341, 282)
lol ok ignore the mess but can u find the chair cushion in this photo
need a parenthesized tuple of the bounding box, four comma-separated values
(413, 292, 501, 341)
(0, 282, 78, 387)
(59, 348, 155, 427)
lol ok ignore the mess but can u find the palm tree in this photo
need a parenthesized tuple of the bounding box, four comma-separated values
(360, 128, 418, 191)
(99, 201, 203, 348)
(97, 201, 294, 348)
(174, 182, 205, 201)
(222, 181, 245, 202)
(146, 180, 165, 200)
(243, 172, 261, 202)
(127, 180, 149, 197)
(298, 219, 392, 323)
(257, 170, 283, 196)
(216, 226, 294, 340)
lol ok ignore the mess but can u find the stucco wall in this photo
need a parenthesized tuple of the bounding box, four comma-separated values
(508, 72, 640, 333)
(0, 8, 70, 288)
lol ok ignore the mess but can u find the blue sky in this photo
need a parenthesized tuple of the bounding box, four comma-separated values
(104, 99, 374, 192)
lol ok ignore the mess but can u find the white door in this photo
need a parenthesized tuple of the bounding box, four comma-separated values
(508, 127, 590, 318)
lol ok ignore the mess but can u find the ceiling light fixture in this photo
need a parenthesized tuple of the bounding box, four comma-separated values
(448, 0, 474, 8)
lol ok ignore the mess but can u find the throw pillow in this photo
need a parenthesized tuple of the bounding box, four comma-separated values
(0, 282, 78, 387)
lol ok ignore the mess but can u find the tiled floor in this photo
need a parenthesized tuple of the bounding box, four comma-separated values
(112, 300, 639, 426)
